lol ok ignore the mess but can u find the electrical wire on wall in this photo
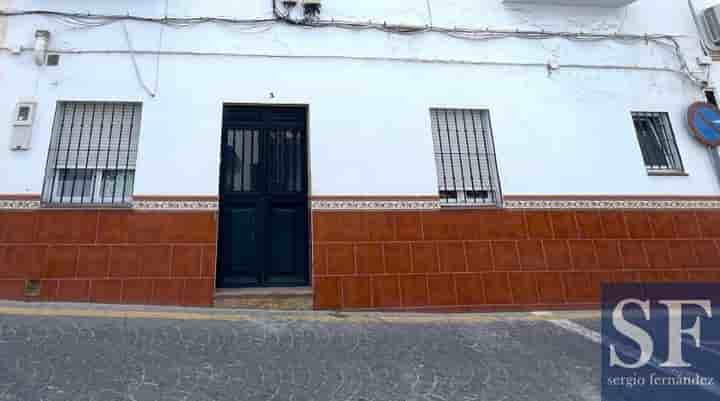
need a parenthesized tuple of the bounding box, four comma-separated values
(0, 5, 709, 87)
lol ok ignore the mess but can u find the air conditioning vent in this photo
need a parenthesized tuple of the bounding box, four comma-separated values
(704, 5, 720, 46)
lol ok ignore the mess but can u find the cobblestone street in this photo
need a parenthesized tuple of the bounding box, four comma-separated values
(0, 302, 601, 401)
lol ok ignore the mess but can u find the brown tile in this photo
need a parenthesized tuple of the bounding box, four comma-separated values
(673, 212, 701, 238)
(89, 279, 123, 303)
(489, 212, 527, 240)
(0, 280, 25, 300)
(611, 271, 638, 283)
(56, 279, 90, 302)
(138, 246, 172, 277)
(314, 277, 342, 309)
(171, 246, 203, 277)
(625, 212, 653, 239)
(620, 241, 648, 269)
(39, 279, 59, 301)
(549, 211, 579, 239)
(313, 212, 368, 242)
(635, 271, 663, 283)
(466, 241, 493, 272)
(563, 272, 593, 303)
(427, 274, 457, 306)
(46, 246, 78, 278)
(122, 279, 152, 304)
(312, 244, 327, 276)
(421, 211, 463, 241)
(150, 279, 184, 305)
(576, 212, 605, 239)
(457, 211, 496, 240)
(399, 275, 428, 307)
(0, 212, 36, 242)
(367, 213, 395, 241)
(201, 246, 217, 278)
(371, 276, 401, 308)
(36, 211, 98, 243)
(544, 240, 571, 270)
(455, 274, 485, 305)
(97, 211, 130, 243)
(647, 212, 676, 239)
(108, 246, 139, 277)
(667, 240, 697, 268)
(4, 245, 47, 278)
(395, 213, 423, 241)
(167, 212, 217, 243)
(76, 246, 110, 278)
(509, 272, 538, 304)
(342, 276, 372, 308)
(568, 240, 598, 269)
(687, 270, 720, 282)
(491, 241, 519, 270)
(693, 240, 719, 268)
(355, 244, 384, 274)
(326, 244, 356, 275)
(660, 270, 688, 282)
(182, 278, 214, 306)
(438, 242, 466, 273)
(411, 243, 438, 274)
(483, 272, 512, 304)
(128, 213, 170, 243)
(518, 240, 545, 270)
(525, 212, 554, 239)
(643, 240, 672, 269)
(697, 211, 720, 238)
(595, 240, 623, 269)
(383, 243, 411, 274)
(536, 272, 565, 304)
(601, 212, 629, 239)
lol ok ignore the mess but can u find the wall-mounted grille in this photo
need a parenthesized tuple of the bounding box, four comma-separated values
(631, 112, 684, 173)
(430, 108, 501, 206)
(41, 102, 142, 206)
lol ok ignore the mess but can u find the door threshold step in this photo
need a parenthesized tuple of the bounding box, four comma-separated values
(214, 287, 313, 310)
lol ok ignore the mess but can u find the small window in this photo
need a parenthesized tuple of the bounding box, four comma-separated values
(631, 112, 684, 174)
(42, 102, 142, 205)
(430, 108, 501, 206)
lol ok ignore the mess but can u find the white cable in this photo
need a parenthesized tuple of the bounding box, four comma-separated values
(122, 21, 156, 97)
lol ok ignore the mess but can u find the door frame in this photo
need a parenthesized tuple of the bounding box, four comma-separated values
(215, 103, 311, 288)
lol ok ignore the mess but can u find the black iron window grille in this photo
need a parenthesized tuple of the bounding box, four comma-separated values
(631, 112, 684, 173)
(430, 108, 501, 206)
(41, 102, 142, 206)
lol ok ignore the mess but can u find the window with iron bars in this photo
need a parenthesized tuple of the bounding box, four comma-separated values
(41, 102, 142, 206)
(631, 112, 684, 174)
(430, 108, 501, 206)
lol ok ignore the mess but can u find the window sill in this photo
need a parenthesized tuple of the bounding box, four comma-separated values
(647, 170, 688, 177)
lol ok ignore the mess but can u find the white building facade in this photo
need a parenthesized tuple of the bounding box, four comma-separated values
(1, 0, 719, 309)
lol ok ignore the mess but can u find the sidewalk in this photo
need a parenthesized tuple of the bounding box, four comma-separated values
(0, 302, 601, 401)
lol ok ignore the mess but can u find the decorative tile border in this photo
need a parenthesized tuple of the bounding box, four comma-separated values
(311, 199, 441, 210)
(4, 197, 720, 210)
(503, 199, 720, 209)
(133, 200, 219, 210)
(0, 200, 41, 209)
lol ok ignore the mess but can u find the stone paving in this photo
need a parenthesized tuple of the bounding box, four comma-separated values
(0, 303, 601, 401)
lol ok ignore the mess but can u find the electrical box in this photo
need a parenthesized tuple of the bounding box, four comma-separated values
(9, 100, 36, 150)
(704, 5, 720, 46)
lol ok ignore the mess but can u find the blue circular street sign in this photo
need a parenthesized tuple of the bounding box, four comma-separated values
(687, 102, 720, 147)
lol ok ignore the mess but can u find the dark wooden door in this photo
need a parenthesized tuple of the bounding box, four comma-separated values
(217, 106, 309, 288)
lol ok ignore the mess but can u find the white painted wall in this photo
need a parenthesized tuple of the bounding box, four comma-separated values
(0, 0, 718, 197)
